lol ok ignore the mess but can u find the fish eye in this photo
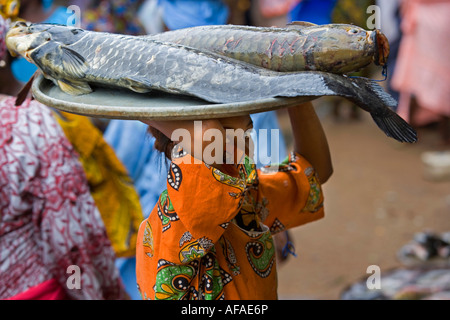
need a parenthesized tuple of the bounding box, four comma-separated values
(40, 32, 52, 41)
(348, 28, 359, 34)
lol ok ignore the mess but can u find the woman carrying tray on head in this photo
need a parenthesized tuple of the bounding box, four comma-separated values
(135, 100, 333, 300)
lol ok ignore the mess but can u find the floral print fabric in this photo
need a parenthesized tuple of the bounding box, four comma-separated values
(136, 146, 324, 300)
(0, 96, 125, 299)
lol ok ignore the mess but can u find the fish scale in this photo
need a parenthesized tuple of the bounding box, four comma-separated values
(6, 23, 416, 143)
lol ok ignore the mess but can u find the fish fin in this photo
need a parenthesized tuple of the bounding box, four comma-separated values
(57, 79, 92, 95)
(60, 46, 89, 78)
(320, 74, 417, 143)
(363, 80, 417, 143)
(124, 77, 152, 93)
(129, 86, 152, 93)
(15, 70, 39, 106)
(370, 107, 418, 143)
(286, 21, 318, 29)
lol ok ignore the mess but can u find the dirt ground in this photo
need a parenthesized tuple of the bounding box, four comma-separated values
(274, 97, 450, 300)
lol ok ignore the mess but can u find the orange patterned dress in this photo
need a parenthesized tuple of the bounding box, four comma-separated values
(136, 148, 324, 300)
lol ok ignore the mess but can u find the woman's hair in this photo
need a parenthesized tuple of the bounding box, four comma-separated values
(147, 126, 174, 160)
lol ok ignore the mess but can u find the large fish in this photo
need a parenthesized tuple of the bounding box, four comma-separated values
(6, 22, 416, 143)
(146, 22, 389, 74)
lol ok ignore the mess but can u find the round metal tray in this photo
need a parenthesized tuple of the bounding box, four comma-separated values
(31, 74, 316, 120)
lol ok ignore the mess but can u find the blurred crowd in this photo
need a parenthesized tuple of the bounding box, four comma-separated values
(0, 0, 448, 300)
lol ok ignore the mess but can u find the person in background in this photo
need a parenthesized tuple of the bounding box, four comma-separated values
(376, 0, 402, 103)
(19, 0, 145, 267)
(391, 0, 450, 146)
(3, 2, 143, 298)
(0, 15, 127, 300)
(391, 0, 450, 181)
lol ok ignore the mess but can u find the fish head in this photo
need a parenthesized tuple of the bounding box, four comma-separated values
(6, 21, 54, 61)
(6, 21, 90, 94)
(28, 23, 86, 44)
(6, 22, 85, 60)
(301, 24, 390, 73)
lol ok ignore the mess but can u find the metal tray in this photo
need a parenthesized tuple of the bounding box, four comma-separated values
(31, 74, 316, 120)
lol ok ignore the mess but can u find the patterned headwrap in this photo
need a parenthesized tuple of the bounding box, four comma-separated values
(0, 15, 7, 61)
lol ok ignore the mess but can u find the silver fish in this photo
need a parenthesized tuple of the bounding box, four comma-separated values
(146, 22, 390, 74)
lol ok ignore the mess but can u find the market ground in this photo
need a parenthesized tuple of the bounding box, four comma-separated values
(274, 97, 450, 300)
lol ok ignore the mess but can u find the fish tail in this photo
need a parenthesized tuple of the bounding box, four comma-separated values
(370, 109, 417, 143)
(365, 80, 417, 143)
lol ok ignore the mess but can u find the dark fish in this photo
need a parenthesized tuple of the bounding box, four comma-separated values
(6, 22, 416, 143)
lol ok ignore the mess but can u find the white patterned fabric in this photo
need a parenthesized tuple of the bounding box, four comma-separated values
(0, 96, 125, 299)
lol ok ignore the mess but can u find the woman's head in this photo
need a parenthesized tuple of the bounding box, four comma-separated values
(145, 114, 254, 164)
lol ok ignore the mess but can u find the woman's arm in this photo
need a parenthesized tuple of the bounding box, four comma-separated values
(287, 102, 333, 183)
